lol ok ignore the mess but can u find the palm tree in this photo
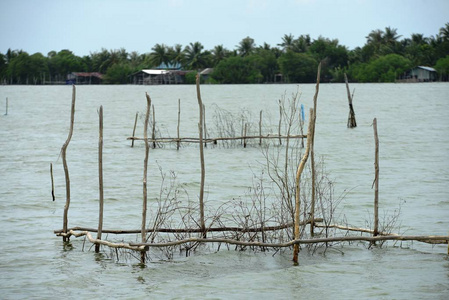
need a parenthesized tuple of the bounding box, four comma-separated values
(237, 36, 256, 57)
(168, 44, 184, 68)
(183, 42, 207, 70)
(440, 23, 449, 41)
(278, 34, 295, 52)
(211, 45, 228, 66)
(149, 44, 170, 67)
(411, 33, 428, 45)
(384, 27, 402, 45)
(366, 29, 384, 45)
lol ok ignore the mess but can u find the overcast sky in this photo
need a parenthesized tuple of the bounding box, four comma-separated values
(1, 0, 448, 56)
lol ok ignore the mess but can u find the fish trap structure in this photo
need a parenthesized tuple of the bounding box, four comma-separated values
(54, 67, 449, 264)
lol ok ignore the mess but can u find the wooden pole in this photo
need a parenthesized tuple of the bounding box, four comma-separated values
(373, 117, 379, 237)
(131, 112, 138, 148)
(203, 104, 207, 148)
(5, 97, 8, 115)
(293, 108, 314, 264)
(278, 101, 282, 145)
(62, 85, 76, 242)
(50, 163, 55, 201)
(310, 62, 321, 237)
(96, 105, 104, 253)
(177, 99, 181, 150)
(152, 104, 156, 149)
(196, 73, 206, 238)
(259, 110, 263, 146)
(345, 73, 357, 128)
(243, 123, 247, 148)
(142, 92, 151, 263)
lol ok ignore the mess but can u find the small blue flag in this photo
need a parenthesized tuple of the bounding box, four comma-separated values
(301, 104, 305, 122)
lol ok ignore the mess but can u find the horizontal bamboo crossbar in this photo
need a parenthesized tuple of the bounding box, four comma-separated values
(128, 235, 449, 248)
(127, 134, 307, 144)
(54, 218, 322, 235)
(56, 229, 449, 250)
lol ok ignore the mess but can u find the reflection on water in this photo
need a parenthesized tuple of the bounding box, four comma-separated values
(0, 83, 448, 298)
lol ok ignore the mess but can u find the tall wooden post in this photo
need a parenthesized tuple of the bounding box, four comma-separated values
(62, 85, 76, 242)
(196, 73, 206, 238)
(293, 108, 314, 265)
(177, 99, 181, 150)
(96, 105, 104, 253)
(310, 62, 321, 237)
(278, 101, 282, 145)
(131, 112, 138, 148)
(259, 110, 263, 146)
(141, 93, 151, 263)
(345, 73, 357, 128)
(373, 118, 379, 237)
(151, 104, 156, 149)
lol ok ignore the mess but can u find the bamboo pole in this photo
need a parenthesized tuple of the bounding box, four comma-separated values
(130, 235, 449, 248)
(95, 106, 104, 253)
(259, 110, 263, 146)
(203, 104, 207, 148)
(55, 218, 323, 235)
(50, 163, 55, 201)
(373, 118, 379, 236)
(131, 112, 138, 148)
(62, 85, 76, 242)
(345, 73, 357, 128)
(278, 101, 282, 145)
(151, 104, 156, 149)
(141, 93, 151, 263)
(128, 134, 307, 144)
(196, 73, 206, 238)
(310, 62, 321, 237)
(293, 108, 314, 264)
(177, 99, 181, 150)
(243, 123, 247, 148)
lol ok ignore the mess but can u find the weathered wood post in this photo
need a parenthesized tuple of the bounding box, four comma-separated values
(95, 105, 104, 253)
(131, 112, 138, 148)
(196, 73, 206, 238)
(141, 93, 151, 263)
(345, 73, 357, 128)
(151, 104, 156, 149)
(293, 108, 314, 265)
(50, 163, 55, 201)
(310, 62, 321, 237)
(177, 99, 181, 150)
(259, 110, 263, 146)
(62, 85, 76, 242)
(373, 117, 379, 237)
(5, 97, 8, 115)
(278, 101, 282, 145)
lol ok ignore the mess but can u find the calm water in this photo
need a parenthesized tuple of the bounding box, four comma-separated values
(0, 83, 448, 299)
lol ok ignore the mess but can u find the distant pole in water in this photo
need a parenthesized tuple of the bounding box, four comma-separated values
(373, 118, 379, 237)
(5, 97, 8, 115)
(345, 73, 357, 128)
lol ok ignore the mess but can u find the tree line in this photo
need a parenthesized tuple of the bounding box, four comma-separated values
(1, 23, 448, 84)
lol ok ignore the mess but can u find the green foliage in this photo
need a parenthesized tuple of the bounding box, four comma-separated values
(104, 63, 133, 84)
(278, 51, 318, 83)
(1, 23, 449, 84)
(349, 54, 412, 82)
(435, 55, 449, 80)
(211, 56, 262, 83)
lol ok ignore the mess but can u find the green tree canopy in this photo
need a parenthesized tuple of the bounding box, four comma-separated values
(278, 51, 318, 83)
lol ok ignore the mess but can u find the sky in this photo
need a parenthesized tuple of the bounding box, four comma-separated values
(0, 0, 448, 57)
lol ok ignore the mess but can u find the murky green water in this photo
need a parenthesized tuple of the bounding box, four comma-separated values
(1, 83, 448, 299)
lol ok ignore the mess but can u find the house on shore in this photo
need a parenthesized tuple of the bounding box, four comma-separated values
(398, 66, 437, 82)
(129, 69, 191, 84)
(67, 72, 104, 84)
